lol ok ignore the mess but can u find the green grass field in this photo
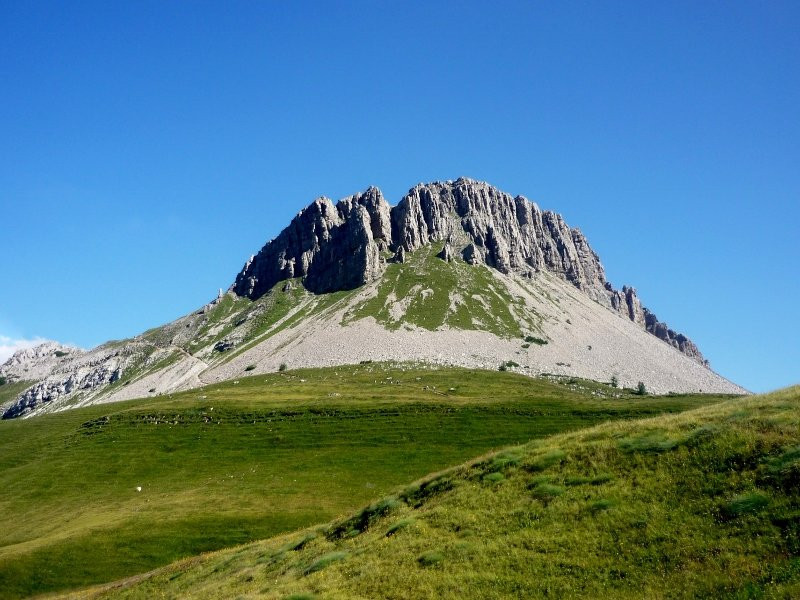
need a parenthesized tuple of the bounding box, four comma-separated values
(73, 384, 800, 600)
(0, 365, 725, 599)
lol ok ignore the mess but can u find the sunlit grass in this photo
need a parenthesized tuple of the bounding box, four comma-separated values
(0, 364, 724, 599)
(72, 386, 800, 600)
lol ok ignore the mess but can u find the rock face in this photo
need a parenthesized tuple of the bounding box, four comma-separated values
(233, 187, 391, 297)
(4, 362, 120, 419)
(0, 342, 83, 383)
(608, 286, 704, 361)
(233, 177, 707, 364)
(1, 341, 151, 419)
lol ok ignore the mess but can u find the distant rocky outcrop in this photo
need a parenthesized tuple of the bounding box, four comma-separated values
(233, 178, 706, 364)
(609, 286, 704, 361)
(1, 342, 149, 419)
(0, 341, 83, 383)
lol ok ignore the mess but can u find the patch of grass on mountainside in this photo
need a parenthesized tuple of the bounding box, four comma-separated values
(82, 385, 800, 600)
(235, 282, 307, 345)
(220, 284, 355, 364)
(182, 293, 253, 355)
(0, 365, 725, 599)
(265, 288, 354, 344)
(346, 245, 538, 337)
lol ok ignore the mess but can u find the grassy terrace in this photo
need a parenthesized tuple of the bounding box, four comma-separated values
(346, 245, 539, 337)
(76, 385, 800, 600)
(0, 365, 726, 599)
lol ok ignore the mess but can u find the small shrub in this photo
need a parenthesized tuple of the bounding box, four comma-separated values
(498, 364, 507, 372)
(684, 425, 718, 447)
(524, 335, 548, 345)
(279, 363, 287, 372)
(590, 499, 615, 513)
(287, 532, 316, 551)
(54, 350, 69, 358)
(488, 451, 522, 472)
(328, 496, 402, 539)
(504, 360, 520, 368)
(385, 518, 414, 537)
(0, 376, 6, 386)
(530, 482, 565, 501)
(763, 447, 800, 491)
(521, 343, 530, 349)
(400, 474, 455, 506)
(636, 381, 647, 395)
(148, 388, 156, 393)
(417, 551, 444, 567)
(525, 449, 566, 472)
(305, 551, 348, 574)
(610, 375, 618, 388)
(245, 365, 256, 372)
(722, 493, 770, 519)
(619, 431, 678, 453)
(565, 473, 613, 486)
(529, 475, 552, 486)
(771, 511, 800, 554)
(483, 472, 505, 484)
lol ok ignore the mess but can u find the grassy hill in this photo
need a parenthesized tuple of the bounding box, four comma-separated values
(64, 385, 800, 600)
(0, 365, 724, 599)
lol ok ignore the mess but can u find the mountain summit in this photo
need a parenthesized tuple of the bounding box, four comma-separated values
(233, 178, 703, 362)
(1, 178, 743, 419)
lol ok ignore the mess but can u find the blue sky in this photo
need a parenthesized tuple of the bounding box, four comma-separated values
(1, 1, 797, 392)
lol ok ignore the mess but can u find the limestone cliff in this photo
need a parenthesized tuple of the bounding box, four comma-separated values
(233, 177, 706, 364)
(232, 187, 391, 297)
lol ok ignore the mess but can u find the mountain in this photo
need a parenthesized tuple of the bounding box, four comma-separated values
(0, 178, 745, 419)
(233, 178, 704, 362)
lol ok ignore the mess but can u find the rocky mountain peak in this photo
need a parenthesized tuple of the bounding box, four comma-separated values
(231, 178, 707, 364)
(0, 341, 82, 382)
(232, 187, 392, 297)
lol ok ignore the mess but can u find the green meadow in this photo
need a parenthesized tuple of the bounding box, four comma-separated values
(0, 364, 723, 599)
(75, 384, 800, 600)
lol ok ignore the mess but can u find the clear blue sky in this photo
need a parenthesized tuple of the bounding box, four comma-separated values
(1, 1, 798, 392)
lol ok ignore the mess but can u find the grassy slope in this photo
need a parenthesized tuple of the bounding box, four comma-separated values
(346, 245, 539, 337)
(77, 385, 800, 600)
(125, 244, 547, 377)
(0, 366, 723, 599)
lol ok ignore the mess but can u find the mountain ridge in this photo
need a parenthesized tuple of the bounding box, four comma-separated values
(233, 177, 704, 363)
(1, 178, 743, 419)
